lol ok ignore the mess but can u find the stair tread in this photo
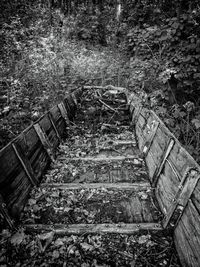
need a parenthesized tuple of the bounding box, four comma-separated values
(21, 185, 161, 225)
(41, 182, 151, 190)
(24, 222, 163, 234)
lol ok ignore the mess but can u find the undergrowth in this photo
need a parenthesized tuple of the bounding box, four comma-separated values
(0, 8, 127, 149)
(1, 3, 200, 163)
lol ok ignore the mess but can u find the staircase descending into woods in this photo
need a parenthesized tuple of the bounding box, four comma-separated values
(24, 87, 162, 232)
(19, 87, 181, 266)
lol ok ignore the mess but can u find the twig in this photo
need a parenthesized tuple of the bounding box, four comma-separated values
(98, 98, 119, 114)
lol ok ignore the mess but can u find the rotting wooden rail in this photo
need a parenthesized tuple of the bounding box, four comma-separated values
(0, 85, 199, 266)
(128, 91, 200, 267)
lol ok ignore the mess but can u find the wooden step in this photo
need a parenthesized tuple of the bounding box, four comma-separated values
(24, 222, 163, 235)
(41, 182, 151, 190)
(61, 155, 143, 163)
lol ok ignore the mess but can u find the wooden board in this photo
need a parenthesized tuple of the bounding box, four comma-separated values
(174, 201, 200, 267)
(24, 222, 162, 235)
(127, 93, 200, 267)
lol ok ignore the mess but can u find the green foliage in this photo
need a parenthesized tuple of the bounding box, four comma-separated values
(126, 10, 200, 102)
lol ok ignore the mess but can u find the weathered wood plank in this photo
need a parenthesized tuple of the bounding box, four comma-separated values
(152, 138, 175, 186)
(156, 161, 180, 214)
(162, 169, 200, 228)
(61, 155, 142, 162)
(40, 182, 151, 190)
(174, 211, 200, 267)
(24, 223, 163, 235)
(122, 196, 143, 222)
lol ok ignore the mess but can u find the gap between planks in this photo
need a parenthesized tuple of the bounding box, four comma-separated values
(24, 223, 163, 235)
(40, 182, 151, 190)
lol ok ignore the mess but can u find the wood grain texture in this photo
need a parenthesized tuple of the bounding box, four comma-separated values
(24, 222, 162, 235)
(174, 201, 200, 267)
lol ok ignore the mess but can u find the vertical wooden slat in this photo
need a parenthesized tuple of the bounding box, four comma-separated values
(12, 143, 38, 186)
(33, 123, 55, 162)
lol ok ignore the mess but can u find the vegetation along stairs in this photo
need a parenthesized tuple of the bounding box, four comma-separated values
(0, 85, 200, 266)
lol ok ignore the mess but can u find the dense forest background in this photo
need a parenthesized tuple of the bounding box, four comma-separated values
(0, 0, 200, 162)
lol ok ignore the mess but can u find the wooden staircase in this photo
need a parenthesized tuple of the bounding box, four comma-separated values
(0, 86, 182, 266)
(22, 87, 163, 233)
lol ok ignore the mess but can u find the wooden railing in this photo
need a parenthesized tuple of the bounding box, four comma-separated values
(127, 92, 200, 267)
(0, 88, 82, 227)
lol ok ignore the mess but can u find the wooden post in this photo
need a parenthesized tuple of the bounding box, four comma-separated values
(12, 143, 38, 186)
(33, 123, 55, 162)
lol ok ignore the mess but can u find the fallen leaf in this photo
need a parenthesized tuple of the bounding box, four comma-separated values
(10, 230, 25, 246)
(52, 250, 60, 259)
(80, 242, 95, 251)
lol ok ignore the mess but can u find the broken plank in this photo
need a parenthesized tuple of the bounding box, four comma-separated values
(24, 223, 163, 235)
(40, 182, 151, 190)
